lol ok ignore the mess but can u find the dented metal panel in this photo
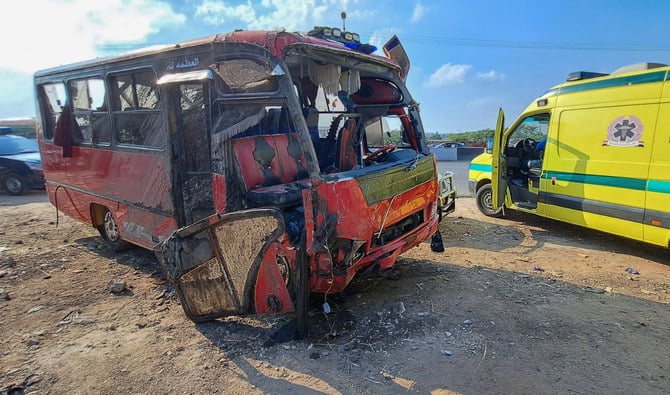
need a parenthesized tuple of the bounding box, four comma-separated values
(156, 209, 286, 321)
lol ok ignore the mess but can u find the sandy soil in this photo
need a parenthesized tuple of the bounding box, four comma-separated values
(1, 197, 668, 394)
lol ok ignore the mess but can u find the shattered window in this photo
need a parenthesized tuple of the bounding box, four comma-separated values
(211, 102, 294, 139)
(364, 114, 410, 148)
(111, 70, 159, 110)
(69, 78, 111, 145)
(180, 84, 210, 172)
(212, 58, 278, 94)
(110, 70, 165, 149)
(39, 82, 66, 140)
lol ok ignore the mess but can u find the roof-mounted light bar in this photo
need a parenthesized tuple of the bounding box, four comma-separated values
(566, 71, 609, 82)
(307, 26, 377, 54)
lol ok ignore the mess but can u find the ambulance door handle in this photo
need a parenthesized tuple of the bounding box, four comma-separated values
(551, 176, 556, 185)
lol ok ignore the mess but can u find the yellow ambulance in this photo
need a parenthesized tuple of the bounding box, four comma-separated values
(487, 62, 670, 248)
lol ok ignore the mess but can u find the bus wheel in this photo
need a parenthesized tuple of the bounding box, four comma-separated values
(97, 209, 129, 251)
(4, 172, 28, 196)
(475, 184, 503, 218)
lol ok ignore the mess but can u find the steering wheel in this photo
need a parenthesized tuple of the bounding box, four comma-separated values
(522, 138, 537, 153)
(365, 144, 396, 163)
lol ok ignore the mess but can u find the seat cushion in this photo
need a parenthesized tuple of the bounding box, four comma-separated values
(247, 180, 311, 207)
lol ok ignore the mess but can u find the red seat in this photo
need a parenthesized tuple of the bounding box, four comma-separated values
(231, 133, 310, 207)
(337, 119, 358, 171)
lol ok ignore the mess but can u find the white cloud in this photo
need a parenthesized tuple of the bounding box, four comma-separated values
(195, 0, 356, 32)
(426, 63, 472, 87)
(410, 2, 425, 23)
(196, 1, 260, 26)
(476, 70, 506, 81)
(0, 0, 185, 73)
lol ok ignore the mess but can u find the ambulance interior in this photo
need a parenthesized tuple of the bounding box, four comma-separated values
(503, 113, 550, 209)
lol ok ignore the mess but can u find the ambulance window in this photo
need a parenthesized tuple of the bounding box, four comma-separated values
(509, 113, 550, 146)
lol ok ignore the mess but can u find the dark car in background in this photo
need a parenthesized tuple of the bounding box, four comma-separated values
(433, 141, 466, 148)
(0, 134, 44, 195)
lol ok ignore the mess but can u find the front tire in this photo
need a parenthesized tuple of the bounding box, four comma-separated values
(475, 183, 503, 218)
(4, 172, 28, 196)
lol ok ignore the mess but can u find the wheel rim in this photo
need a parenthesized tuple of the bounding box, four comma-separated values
(6, 176, 24, 194)
(481, 189, 493, 211)
(103, 211, 120, 241)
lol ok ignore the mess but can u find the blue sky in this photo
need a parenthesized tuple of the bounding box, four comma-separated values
(2, 0, 670, 134)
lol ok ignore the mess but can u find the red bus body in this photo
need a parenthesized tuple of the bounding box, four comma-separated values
(34, 28, 448, 324)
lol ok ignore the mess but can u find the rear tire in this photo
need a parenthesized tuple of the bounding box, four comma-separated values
(97, 209, 130, 251)
(4, 172, 28, 196)
(475, 184, 503, 218)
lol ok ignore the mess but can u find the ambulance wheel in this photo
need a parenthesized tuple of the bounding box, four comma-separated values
(476, 184, 503, 218)
(97, 209, 130, 251)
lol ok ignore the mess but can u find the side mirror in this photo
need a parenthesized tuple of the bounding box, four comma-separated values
(486, 136, 493, 153)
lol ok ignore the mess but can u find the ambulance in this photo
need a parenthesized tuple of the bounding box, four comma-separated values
(480, 62, 670, 248)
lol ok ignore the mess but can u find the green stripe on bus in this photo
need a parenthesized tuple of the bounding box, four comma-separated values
(545, 171, 647, 190)
(469, 163, 492, 172)
(558, 70, 667, 95)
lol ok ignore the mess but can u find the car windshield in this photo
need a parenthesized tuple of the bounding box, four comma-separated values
(0, 136, 39, 155)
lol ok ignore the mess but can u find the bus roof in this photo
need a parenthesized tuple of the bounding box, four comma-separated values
(34, 29, 400, 77)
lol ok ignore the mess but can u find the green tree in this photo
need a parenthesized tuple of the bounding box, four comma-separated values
(427, 131, 442, 140)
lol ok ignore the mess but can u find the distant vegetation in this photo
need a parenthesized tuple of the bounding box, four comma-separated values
(428, 129, 494, 147)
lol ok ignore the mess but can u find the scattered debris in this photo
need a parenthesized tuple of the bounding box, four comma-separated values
(430, 231, 445, 252)
(28, 305, 44, 313)
(38, 267, 51, 279)
(56, 310, 94, 326)
(584, 287, 606, 294)
(577, 253, 589, 258)
(444, 331, 453, 337)
(107, 279, 127, 293)
(626, 268, 639, 275)
(533, 265, 544, 272)
(24, 374, 41, 387)
(0, 288, 10, 300)
(392, 301, 406, 315)
(441, 350, 453, 356)
(463, 319, 472, 325)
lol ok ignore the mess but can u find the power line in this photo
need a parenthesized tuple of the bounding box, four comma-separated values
(365, 33, 670, 52)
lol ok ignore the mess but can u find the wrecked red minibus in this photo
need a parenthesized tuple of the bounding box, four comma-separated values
(34, 27, 454, 327)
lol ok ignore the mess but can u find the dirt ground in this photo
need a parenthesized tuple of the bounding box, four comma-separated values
(1, 196, 668, 394)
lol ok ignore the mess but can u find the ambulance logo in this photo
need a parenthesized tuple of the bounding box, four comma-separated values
(604, 115, 644, 147)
